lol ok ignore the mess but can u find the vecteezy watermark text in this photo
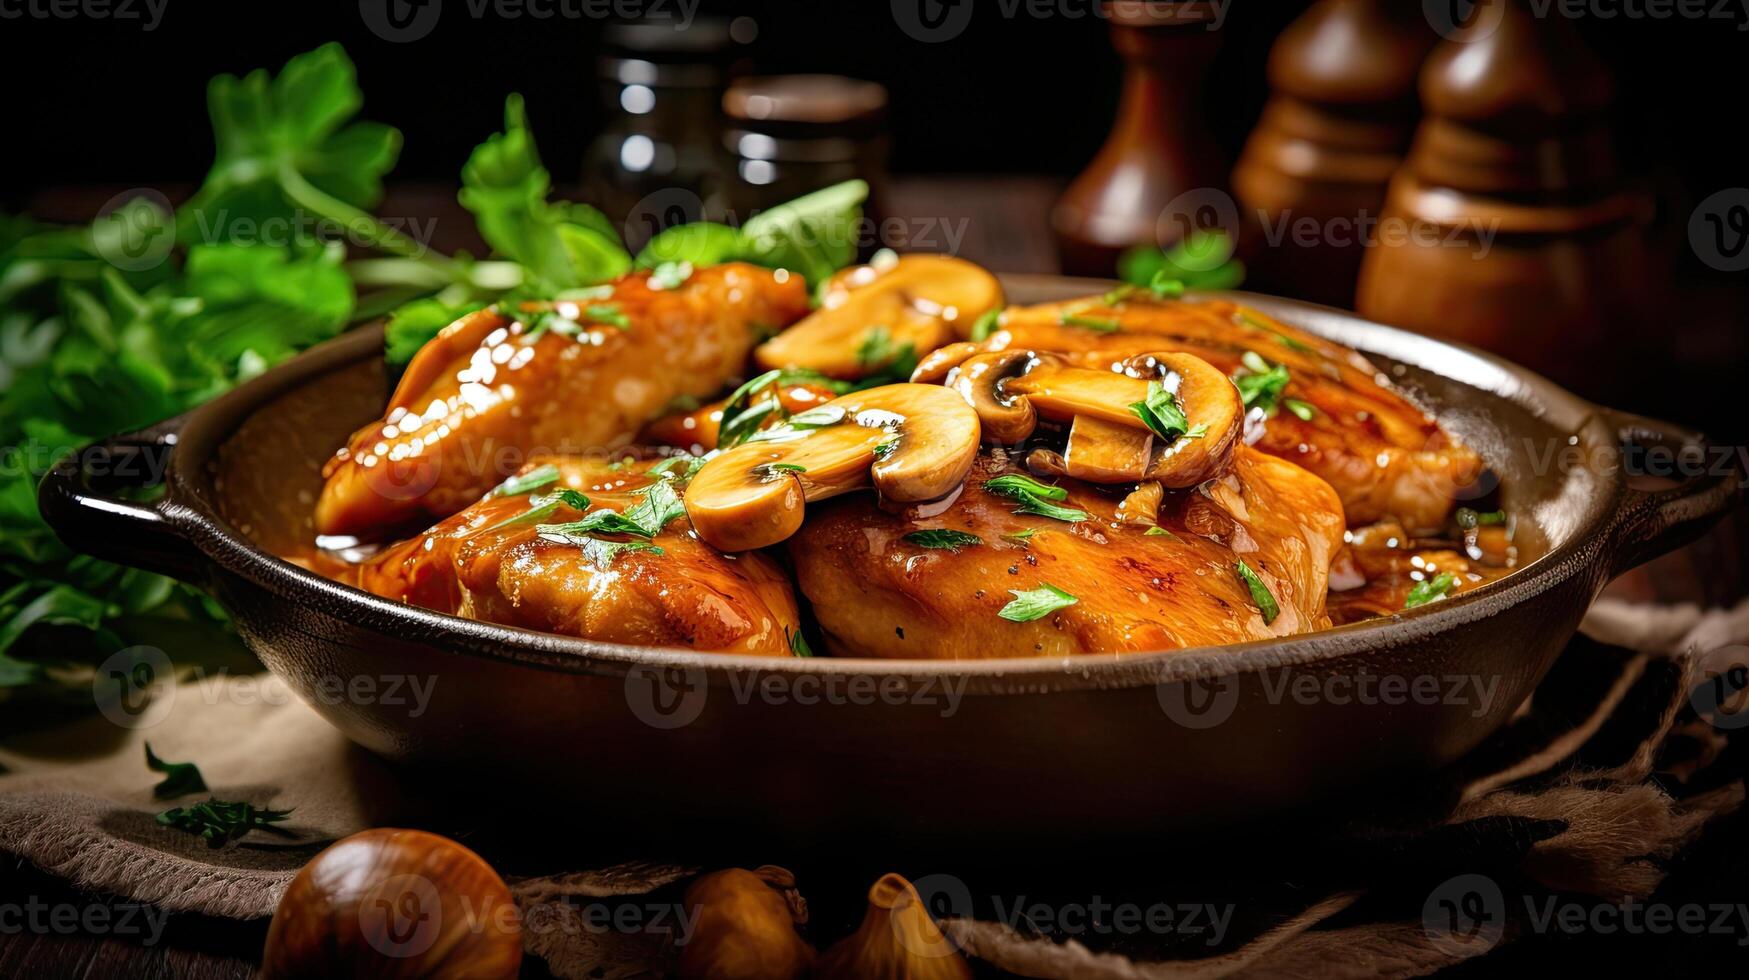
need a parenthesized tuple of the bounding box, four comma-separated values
(0, 0, 167, 30)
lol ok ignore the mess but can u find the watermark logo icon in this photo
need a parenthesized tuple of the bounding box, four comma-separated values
(1156, 673, 1240, 729)
(625, 665, 708, 730)
(92, 189, 175, 273)
(893, 0, 974, 42)
(360, 873, 443, 958)
(93, 646, 176, 729)
(360, 0, 442, 42)
(900, 873, 974, 958)
(1423, 873, 1506, 956)
(1690, 189, 1749, 273)
(1692, 645, 1749, 731)
(1424, 0, 1506, 41)
(1154, 189, 1240, 271)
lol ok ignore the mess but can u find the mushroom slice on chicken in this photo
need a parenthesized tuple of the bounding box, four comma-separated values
(789, 448, 1347, 658)
(980, 295, 1484, 531)
(317, 263, 810, 541)
(354, 456, 803, 655)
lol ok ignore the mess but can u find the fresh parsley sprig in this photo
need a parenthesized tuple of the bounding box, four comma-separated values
(983, 475, 1089, 523)
(998, 583, 1079, 622)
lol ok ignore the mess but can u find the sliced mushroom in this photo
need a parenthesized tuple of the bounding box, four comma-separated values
(754, 255, 1003, 380)
(1122, 352, 1243, 488)
(685, 384, 980, 551)
(948, 351, 1038, 445)
(1116, 480, 1164, 527)
(909, 341, 982, 385)
(1063, 414, 1153, 483)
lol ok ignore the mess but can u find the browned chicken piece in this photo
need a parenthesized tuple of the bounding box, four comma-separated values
(316, 263, 811, 541)
(789, 448, 1347, 658)
(354, 456, 802, 654)
(982, 295, 1483, 531)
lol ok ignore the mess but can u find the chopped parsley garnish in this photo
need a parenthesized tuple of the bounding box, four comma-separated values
(1234, 560, 1280, 625)
(146, 744, 207, 799)
(855, 325, 916, 373)
(1059, 312, 1122, 333)
(1284, 399, 1317, 421)
(489, 464, 561, 498)
(537, 480, 684, 543)
(1149, 272, 1186, 298)
(1455, 508, 1507, 530)
(787, 628, 815, 658)
(872, 434, 900, 460)
(649, 260, 693, 290)
(584, 303, 631, 330)
(1003, 528, 1038, 543)
(1233, 351, 1291, 416)
(904, 530, 984, 552)
(1144, 526, 1177, 539)
(648, 454, 709, 483)
(575, 537, 664, 566)
(970, 307, 1004, 342)
(983, 474, 1089, 523)
(1129, 380, 1193, 441)
(1103, 284, 1138, 306)
(1404, 572, 1459, 609)
(720, 400, 783, 448)
(754, 462, 808, 481)
(157, 799, 294, 848)
(998, 583, 1079, 622)
(1236, 312, 1315, 353)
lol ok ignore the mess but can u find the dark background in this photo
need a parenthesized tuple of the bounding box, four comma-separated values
(1, 0, 1741, 204)
(2, 0, 1746, 433)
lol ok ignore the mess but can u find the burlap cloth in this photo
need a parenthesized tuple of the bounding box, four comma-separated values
(2, 597, 1746, 977)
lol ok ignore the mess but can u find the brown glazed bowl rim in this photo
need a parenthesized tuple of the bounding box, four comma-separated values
(60, 279, 1737, 693)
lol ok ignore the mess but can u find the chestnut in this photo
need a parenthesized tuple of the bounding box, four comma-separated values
(262, 828, 522, 979)
(678, 865, 814, 980)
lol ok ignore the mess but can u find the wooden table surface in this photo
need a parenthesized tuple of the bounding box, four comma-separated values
(5, 176, 1746, 977)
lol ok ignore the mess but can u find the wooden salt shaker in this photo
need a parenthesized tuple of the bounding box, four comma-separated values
(1355, 0, 1652, 393)
(1052, 1, 1226, 277)
(1232, 0, 1434, 308)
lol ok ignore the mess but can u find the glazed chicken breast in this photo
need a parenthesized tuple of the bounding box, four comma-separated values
(788, 449, 1346, 658)
(356, 456, 802, 655)
(977, 295, 1483, 531)
(317, 263, 810, 540)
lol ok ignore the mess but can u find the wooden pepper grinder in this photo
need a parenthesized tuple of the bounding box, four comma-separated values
(1232, 0, 1435, 308)
(1355, 0, 1652, 393)
(1052, 2, 1226, 277)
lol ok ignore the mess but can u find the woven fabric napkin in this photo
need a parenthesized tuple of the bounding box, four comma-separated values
(1, 597, 1745, 978)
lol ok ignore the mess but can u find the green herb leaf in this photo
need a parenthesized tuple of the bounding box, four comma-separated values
(157, 799, 294, 848)
(970, 307, 1003, 342)
(1233, 351, 1291, 416)
(1236, 312, 1315, 353)
(1404, 572, 1459, 609)
(1148, 272, 1186, 299)
(1116, 230, 1245, 292)
(1234, 560, 1281, 625)
(1129, 380, 1191, 442)
(583, 303, 630, 330)
(1103, 284, 1138, 306)
(575, 537, 664, 567)
(489, 463, 562, 498)
(1144, 526, 1177, 539)
(754, 462, 808, 481)
(384, 298, 483, 368)
(1455, 508, 1506, 530)
(1284, 399, 1316, 421)
(903, 530, 984, 552)
(635, 221, 743, 269)
(998, 583, 1079, 622)
(460, 94, 631, 290)
(145, 744, 208, 800)
(788, 628, 815, 658)
(622, 479, 687, 536)
(983, 475, 1089, 523)
(648, 260, 694, 290)
(1059, 312, 1121, 333)
(1003, 529, 1038, 543)
(648, 454, 709, 483)
(738, 180, 869, 286)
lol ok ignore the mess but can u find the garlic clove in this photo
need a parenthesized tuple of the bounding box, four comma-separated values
(812, 873, 972, 979)
(679, 866, 815, 980)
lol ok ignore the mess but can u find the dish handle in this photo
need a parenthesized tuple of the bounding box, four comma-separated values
(36, 414, 207, 584)
(1604, 408, 1743, 577)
